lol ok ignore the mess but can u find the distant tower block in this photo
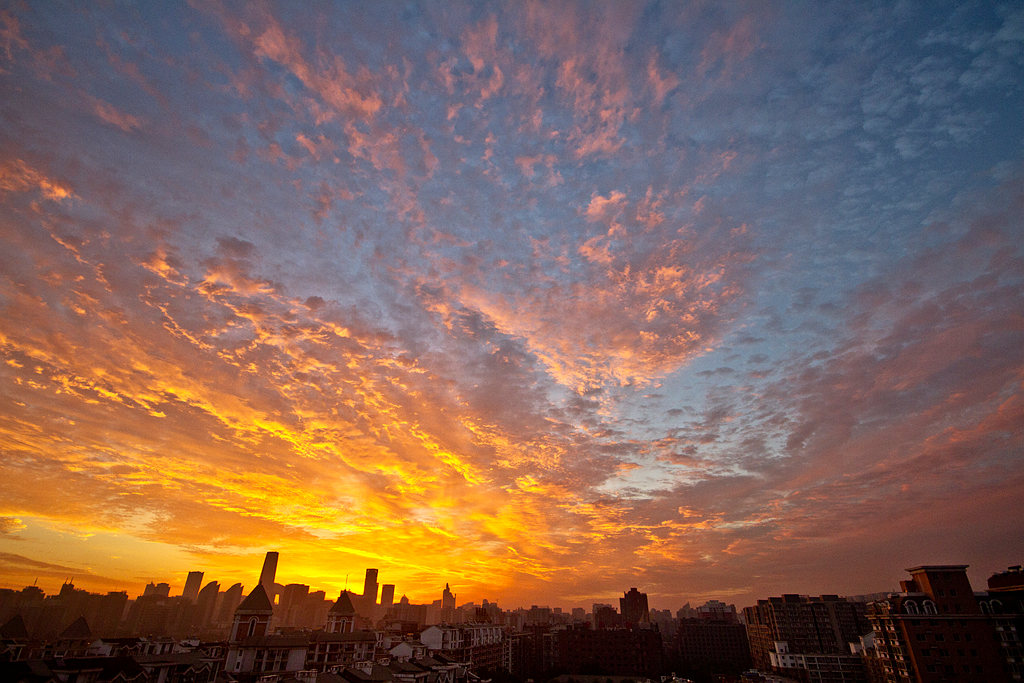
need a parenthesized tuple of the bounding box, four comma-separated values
(380, 584, 396, 609)
(620, 587, 650, 626)
(183, 571, 204, 603)
(259, 552, 279, 591)
(362, 568, 379, 606)
(442, 583, 455, 610)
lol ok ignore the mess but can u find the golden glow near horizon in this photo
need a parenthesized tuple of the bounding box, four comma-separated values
(1, 3, 1022, 609)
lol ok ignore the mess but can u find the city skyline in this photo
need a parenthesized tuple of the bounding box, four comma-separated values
(1, 3, 1022, 610)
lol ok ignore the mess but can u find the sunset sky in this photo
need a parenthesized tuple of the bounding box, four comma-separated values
(1, 2, 1022, 610)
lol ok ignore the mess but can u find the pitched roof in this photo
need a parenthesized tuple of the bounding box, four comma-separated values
(330, 590, 356, 615)
(236, 583, 274, 613)
(59, 616, 92, 640)
(0, 613, 29, 639)
(342, 664, 395, 683)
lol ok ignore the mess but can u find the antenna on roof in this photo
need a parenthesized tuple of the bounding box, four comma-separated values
(345, 573, 349, 591)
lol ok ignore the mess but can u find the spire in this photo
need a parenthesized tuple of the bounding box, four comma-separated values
(59, 616, 92, 640)
(236, 583, 274, 613)
(330, 589, 356, 615)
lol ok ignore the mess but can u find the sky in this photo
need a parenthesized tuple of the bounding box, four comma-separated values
(0, 1, 1022, 611)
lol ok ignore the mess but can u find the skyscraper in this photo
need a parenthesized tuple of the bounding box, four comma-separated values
(182, 571, 204, 603)
(380, 584, 396, 610)
(259, 551, 279, 591)
(620, 587, 650, 626)
(362, 568, 379, 608)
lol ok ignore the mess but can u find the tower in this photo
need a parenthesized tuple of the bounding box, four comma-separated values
(380, 584, 396, 610)
(259, 551, 279, 592)
(327, 590, 356, 634)
(217, 583, 245, 625)
(361, 568, 379, 609)
(182, 571, 204, 603)
(195, 580, 220, 629)
(230, 583, 273, 641)
(620, 587, 650, 626)
(442, 583, 455, 610)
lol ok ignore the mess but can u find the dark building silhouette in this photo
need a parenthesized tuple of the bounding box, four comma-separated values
(557, 623, 663, 677)
(259, 552, 279, 593)
(182, 571, 204, 603)
(675, 616, 752, 682)
(620, 587, 650, 627)
(193, 580, 220, 631)
(216, 582, 245, 627)
(362, 569, 379, 611)
(744, 592, 870, 681)
(142, 582, 170, 598)
(380, 584, 396, 611)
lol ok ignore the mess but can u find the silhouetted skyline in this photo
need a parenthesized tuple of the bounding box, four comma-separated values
(0, 2, 1021, 609)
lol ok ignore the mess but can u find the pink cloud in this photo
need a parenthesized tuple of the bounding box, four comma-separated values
(214, 7, 384, 122)
(647, 53, 680, 107)
(0, 9, 28, 66)
(696, 14, 760, 81)
(584, 190, 627, 222)
(461, 16, 505, 101)
(90, 97, 143, 132)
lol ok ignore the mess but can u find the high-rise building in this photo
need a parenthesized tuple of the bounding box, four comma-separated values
(743, 593, 870, 680)
(380, 584, 396, 610)
(278, 583, 310, 627)
(216, 583, 245, 626)
(142, 582, 171, 598)
(194, 580, 220, 629)
(863, 565, 1018, 682)
(362, 568, 379, 609)
(676, 616, 751, 680)
(259, 552, 279, 592)
(182, 571, 204, 603)
(442, 583, 456, 610)
(593, 603, 620, 629)
(620, 587, 650, 626)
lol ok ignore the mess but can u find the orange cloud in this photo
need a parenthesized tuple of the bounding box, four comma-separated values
(0, 158, 74, 201)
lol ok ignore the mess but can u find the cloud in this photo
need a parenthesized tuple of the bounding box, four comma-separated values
(248, 10, 383, 120)
(0, 517, 26, 535)
(90, 97, 143, 132)
(0, 158, 74, 201)
(0, 2, 1021, 608)
(0, 9, 29, 67)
